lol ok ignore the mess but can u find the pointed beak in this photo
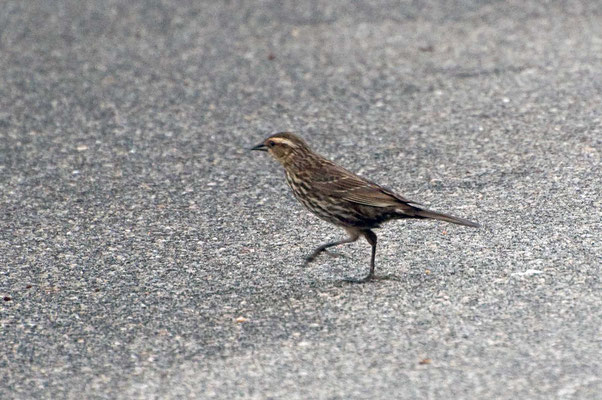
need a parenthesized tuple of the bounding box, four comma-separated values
(250, 143, 268, 152)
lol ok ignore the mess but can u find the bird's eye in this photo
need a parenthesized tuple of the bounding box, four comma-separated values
(268, 141, 276, 147)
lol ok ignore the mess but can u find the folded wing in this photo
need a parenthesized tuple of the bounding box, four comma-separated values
(310, 162, 414, 208)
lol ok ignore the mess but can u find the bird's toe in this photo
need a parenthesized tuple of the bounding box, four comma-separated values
(304, 255, 316, 264)
(342, 275, 373, 284)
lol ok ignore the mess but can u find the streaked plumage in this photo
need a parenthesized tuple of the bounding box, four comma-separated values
(252, 132, 479, 282)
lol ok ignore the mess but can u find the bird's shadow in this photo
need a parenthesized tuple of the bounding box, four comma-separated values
(301, 251, 411, 286)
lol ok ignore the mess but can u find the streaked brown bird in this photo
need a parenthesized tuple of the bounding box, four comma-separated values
(251, 132, 479, 282)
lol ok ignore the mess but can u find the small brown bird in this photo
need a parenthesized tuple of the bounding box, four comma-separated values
(251, 132, 479, 282)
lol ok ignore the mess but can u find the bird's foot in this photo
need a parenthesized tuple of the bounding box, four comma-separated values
(343, 274, 400, 283)
(305, 250, 347, 266)
(342, 274, 374, 284)
(304, 254, 318, 265)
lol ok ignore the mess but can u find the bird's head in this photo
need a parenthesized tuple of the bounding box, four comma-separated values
(251, 132, 310, 164)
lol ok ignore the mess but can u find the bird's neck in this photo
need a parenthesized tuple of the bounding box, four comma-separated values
(281, 151, 317, 172)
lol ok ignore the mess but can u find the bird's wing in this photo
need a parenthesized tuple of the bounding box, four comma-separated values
(311, 162, 415, 208)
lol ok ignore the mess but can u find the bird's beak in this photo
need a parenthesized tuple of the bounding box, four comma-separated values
(250, 143, 268, 152)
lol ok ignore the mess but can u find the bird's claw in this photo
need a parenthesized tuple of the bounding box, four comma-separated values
(342, 275, 373, 284)
(304, 255, 317, 265)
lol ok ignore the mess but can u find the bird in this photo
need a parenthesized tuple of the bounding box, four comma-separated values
(251, 132, 479, 282)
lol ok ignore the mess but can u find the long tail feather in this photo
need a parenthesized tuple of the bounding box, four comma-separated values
(413, 208, 480, 227)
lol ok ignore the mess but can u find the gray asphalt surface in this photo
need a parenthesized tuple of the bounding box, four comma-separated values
(1, 1, 601, 399)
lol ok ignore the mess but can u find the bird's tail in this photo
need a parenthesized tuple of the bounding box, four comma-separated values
(412, 207, 480, 228)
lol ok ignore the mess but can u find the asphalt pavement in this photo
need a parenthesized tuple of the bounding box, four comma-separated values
(1, 1, 601, 399)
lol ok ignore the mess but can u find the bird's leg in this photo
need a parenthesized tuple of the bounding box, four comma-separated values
(345, 229, 377, 283)
(364, 229, 378, 281)
(305, 230, 360, 264)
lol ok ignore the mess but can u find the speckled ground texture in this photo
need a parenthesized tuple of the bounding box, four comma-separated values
(1, 1, 601, 399)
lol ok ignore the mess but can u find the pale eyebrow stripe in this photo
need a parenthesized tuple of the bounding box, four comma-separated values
(271, 138, 294, 146)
